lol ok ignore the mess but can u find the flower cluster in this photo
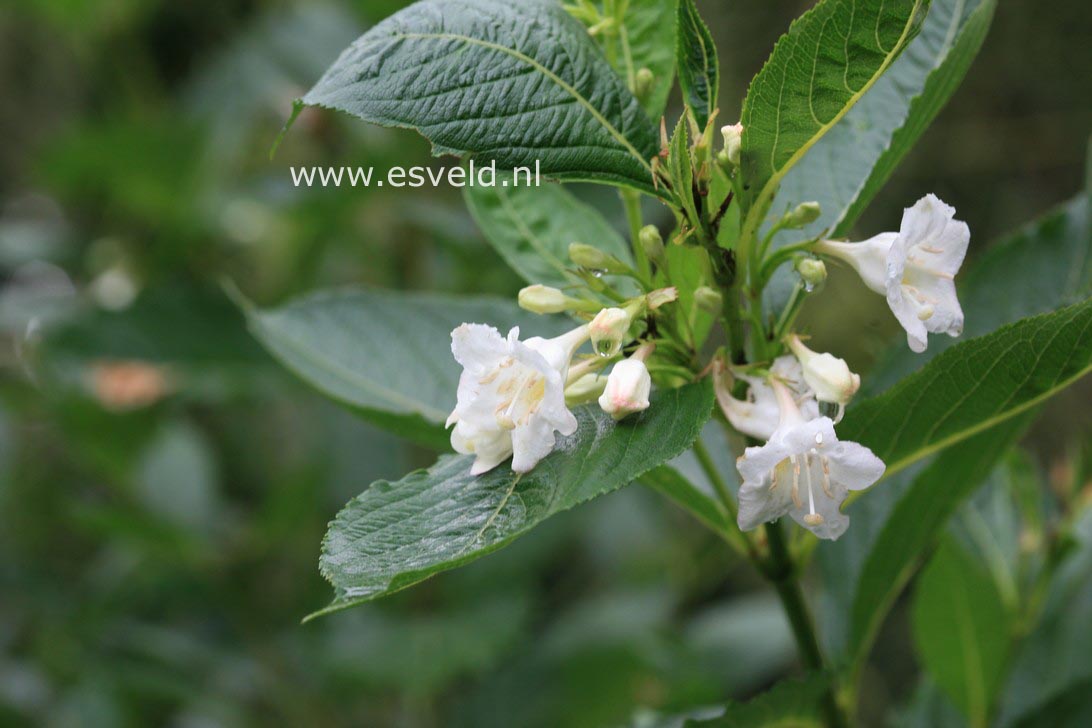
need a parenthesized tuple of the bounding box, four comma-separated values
(443, 119, 971, 543)
(447, 294, 666, 475)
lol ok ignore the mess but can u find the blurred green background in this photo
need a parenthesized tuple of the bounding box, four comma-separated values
(0, 1, 1089, 726)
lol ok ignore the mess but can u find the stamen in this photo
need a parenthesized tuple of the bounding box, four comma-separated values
(820, 456, 834, 498)
(790, 456, 802, 507)
(804, 453, 817, 517)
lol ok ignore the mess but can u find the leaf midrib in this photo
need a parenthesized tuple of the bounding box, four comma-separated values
(741, 0, 926, 243)
(393, 31, 654, 175)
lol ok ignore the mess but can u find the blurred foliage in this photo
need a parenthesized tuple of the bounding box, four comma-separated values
(0, 0, 1088, 726)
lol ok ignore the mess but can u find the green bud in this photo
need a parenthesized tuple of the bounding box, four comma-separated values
(638, 225, 664, 262)
(569, 242, 629, 274)
(634, 68, 654, 102)
(518, 284, 573, 314)
(694, 286, 723, 313)
(781, 201, 822, 229)
(795, 257, 827, 289)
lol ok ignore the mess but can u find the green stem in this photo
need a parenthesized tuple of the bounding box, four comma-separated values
(692, 439, 753, 557)
(763, 521, 849, 728)
(621, 188, 652, 284)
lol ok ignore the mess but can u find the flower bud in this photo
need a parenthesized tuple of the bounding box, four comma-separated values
(795, 258, 827, 290)
(720, 123, 743, 167)
(634, 68, 654, 102)
(639, 225, 664, 262)
(785, 334, 860, 405)
(694, 286, 723, 313)
(518, 285, 572, 314)
(646, 287, 678, 310)
(598, 358, 652, 420)
(589, 307, 632, 357)
(569, 242, 629, 275)
(565, 372, 607, 406)
(781, 201, 822, 229)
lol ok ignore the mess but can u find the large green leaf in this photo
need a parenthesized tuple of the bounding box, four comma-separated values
(298, 0, 660, 193)
(738, 0, 927, 239)
(464, 180, 633, 289)
(312, 381, 713, 617)
(841, 414, 1030, 662)
(676, 0, 718, 129)
(244, 287, 569, 448)
(840, 299, 1092, 479)
(912, 537, 1012, 724)
(620, 0, 678, 118)
(868, 195, 1091, 392)
(774, 0, 996, 241)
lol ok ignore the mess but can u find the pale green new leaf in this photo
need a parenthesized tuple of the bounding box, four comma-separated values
(312, 381, 713, 617)
(739, 0, 928, 237)
(464, 180, 633, 289)
(298, 0, 660, 194)
(839, 299, 1092, 479)
(244, 287, 569, 448)
(774, 0, 996, 241)
(676, 0, 718, 129)
(912, 537, 1012, 724)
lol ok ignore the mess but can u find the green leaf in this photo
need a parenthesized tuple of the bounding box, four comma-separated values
(299, 0, 660, 194)
(840, 299, 1092, 479)
(1008, 680, 1092, 728)
(999, 507, 1092, 725)
(642, 464, 733, 539)
(685, 674, 831, 727)
(464, 179, 633, 289)
(867, 194, 1091, 393)
(312, 381, 713, 617)
(243, 287, 570, 448)
(774, 0, 996, 241)
(822, 298, 1091, 664)
(912, 537, 1012, 724)
(739, 0, 928, 237)
(841, 414, 1031, 662)
(617, 0, 678, 118)
(676, 0, 718, 129)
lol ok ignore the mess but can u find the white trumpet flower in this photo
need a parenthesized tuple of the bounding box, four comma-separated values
(736, 379, 885, 540)
(714, 356, 820, 441)
(816, 194, 969, 353)
(447, 323, 589, 475)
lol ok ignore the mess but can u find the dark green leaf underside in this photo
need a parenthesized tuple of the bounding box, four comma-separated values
(245, 287, 570, 447)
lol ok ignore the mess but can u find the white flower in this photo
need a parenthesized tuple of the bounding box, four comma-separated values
(816, 194, 969, 353)
(736, 380, 885, 540)
(785, 334, 860, 406)
(447, 323, 588, 475)
(714, 356, 819, 441)
(598, 358, 651, 420)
